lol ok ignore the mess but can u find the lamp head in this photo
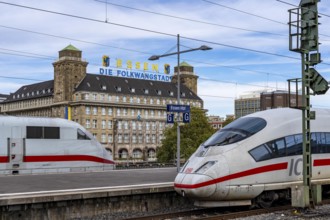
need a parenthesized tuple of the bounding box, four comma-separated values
(199, 45, 212, 51)
(148, 55, 160, 61)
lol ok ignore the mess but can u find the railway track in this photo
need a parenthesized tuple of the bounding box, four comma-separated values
(129, 199, 330, 220)
(127, 205, 293, 220)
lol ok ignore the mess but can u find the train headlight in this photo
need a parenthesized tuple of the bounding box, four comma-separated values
(195, 161, 217, 174)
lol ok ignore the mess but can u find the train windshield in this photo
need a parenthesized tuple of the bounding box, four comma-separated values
(203, 117, 267, 147)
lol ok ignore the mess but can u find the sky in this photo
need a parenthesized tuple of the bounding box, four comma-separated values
(0, 0, 329, 117)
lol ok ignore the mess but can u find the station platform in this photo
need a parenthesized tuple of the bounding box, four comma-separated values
(0, 167, 189, 219)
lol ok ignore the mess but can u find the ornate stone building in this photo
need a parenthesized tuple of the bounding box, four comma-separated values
(0, 45, 203, 161)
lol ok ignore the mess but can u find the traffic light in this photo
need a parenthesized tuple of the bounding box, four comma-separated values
(309, 68, 329, 95)
(300, 0, 320, 52)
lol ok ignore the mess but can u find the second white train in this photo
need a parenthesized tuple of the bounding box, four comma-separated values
(174, 108, 330, 207)
(0, 115, 114, 175)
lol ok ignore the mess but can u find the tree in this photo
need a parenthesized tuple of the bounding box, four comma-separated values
(157, 107, 215, 163)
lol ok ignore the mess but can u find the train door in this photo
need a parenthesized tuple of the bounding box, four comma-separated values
(8, 126, 24, 174)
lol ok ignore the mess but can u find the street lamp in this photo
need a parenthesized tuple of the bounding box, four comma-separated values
(148, 34, 212, 172)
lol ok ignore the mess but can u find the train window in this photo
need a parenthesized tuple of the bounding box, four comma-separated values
(312, 132, 330, 153)
(249, 144, 272, 162)
(286, 134, 302, 156)
(267, 138, 286, 157)
(77, 129, 91, 140)
(203, 117, 266, 147)
(27, 126, 60, 139)
(44, 127, 60, 139)
(27, 126, 43, 139)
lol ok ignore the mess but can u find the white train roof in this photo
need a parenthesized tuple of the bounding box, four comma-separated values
(243, 108, 330, 132)
(0, 115, 79, 128)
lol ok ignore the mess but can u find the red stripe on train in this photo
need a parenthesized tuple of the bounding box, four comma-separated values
(175, 162, 288, 189)
(314, 159, 330, 166)
(24, 155, 115, 164)
(0, 156, 9, 163)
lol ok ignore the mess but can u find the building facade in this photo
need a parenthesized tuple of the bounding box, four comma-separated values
(260, 90, 302, 110)
(235, 90, 303, 118)
(0, 45, 203, 161)
(234, 91, 261, 118)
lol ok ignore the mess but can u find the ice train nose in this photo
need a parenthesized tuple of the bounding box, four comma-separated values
(174, 173, 216, 198)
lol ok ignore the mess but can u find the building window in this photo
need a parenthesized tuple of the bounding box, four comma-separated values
(124, 134, 129, 143)
(123, 108, 128, 116)
(123, 96, 127, 102)
(117, 121, 122, 130)
(108, 134, 113, 143)
(100, 94, 104, 101)
(86, 107, 90, 115)
(86, 119, 90, 128)
(150, 110, 154, 118)
(137, 98, 140, 104)
(130, 97, 133, 103)
(108, 95, 112, 102)
(101, 133, 106, 143)
(118, 134, 123, 143)
(146, 134, 150, 143)
(138, 122, 142, 130)
(106, 108, 112, 116)
(138, 134, 143, 143)
(92, 120, 97, 128)
(124, 121, 129, 130)
(133, 149, 142, 158)
(152, 134, 156, 144)
(146, 122, 150, 130)
(157, 99, 160, 105)
(132, 134, 137, 143)
(145, 110, 149, 118)
(116, 96, 119, 102)
(150, 99, 153, 104)
(159, 122, 163, 130)
(93, 94, 97, 100)
(108, 120, 113, 129)
(132, 121, 136, 130)
(93, 107, 97, 115)
(102, 107, 106, 115)
(144, 98, 147, 104)
(102, 120, 106, 129)
(152, 122, 156, 130)
(117, 108, 121, 116)
(131, 109, 135, 116)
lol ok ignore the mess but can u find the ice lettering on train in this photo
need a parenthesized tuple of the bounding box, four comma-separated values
(289, 158, 303, 176)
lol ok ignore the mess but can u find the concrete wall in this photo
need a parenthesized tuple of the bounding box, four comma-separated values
(0, 186, 193, 220)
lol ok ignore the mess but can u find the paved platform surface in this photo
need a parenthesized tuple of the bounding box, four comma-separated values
(0, 168, 177, 195)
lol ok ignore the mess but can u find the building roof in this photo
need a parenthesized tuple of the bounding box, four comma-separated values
(61, 44, 81, 51)
(3, 74, 202, 103)
(76, 74, 202, 100)
(179, 61, 192, 67)
(3, 80, 54, 103)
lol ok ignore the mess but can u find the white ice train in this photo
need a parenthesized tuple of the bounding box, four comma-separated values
(174, 108, 330, 207)
(0, 115, 114, 175)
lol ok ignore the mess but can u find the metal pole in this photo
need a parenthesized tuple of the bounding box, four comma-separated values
(302, 51, 314, 208)
(177, 34, 181, 172)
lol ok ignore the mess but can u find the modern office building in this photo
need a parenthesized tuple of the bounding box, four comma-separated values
(235, 90, 303, 118)
(0, 45, 203, 161)
(234, 91, 262, 118)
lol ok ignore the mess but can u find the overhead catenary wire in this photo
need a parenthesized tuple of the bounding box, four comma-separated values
(3, 0, 330, 67)
(95, 0, 286, 37)
(0, 1, 302, 61)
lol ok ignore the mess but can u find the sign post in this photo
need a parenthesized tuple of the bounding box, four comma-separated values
(166, 104, 190, 172)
